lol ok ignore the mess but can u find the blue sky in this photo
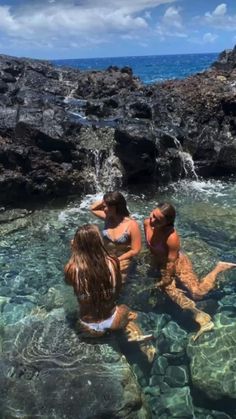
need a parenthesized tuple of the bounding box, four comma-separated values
(0, 0, 235, 59)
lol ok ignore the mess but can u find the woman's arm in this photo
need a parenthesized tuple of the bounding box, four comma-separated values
(156, 232, 180, 288)
(143, 218, 151, 244)
(90, 199, 106, 220)
(118, 220, 142, 262)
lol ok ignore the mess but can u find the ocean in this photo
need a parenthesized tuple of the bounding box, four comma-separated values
(53, 52, 218, 84)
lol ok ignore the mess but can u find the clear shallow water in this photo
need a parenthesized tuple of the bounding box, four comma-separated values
(53, 52, 218, 84)
(1, 178, 236, 417)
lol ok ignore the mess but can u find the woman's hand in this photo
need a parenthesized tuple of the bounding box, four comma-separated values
(119, 259, 130, 272)
(90, 199, 106, 220)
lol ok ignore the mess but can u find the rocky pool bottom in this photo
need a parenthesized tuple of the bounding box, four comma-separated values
(0, 178, 236, 418)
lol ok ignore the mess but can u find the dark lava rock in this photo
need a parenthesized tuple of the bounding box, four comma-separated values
(0, 46, 236, 205)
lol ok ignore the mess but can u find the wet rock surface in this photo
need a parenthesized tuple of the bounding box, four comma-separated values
(0, 310, 150, 419)
(187, 312, 236, 400)
(0, 46, 236, 205)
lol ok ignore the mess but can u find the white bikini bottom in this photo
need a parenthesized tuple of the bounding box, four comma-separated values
(80, 307, 118, 332)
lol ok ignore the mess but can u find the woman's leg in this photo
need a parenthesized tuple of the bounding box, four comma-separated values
(111, 305, 156, 362)
(175, 253, 236, 300)
(76, 322, 107, 338)
(111, 305, 151, 340)
(164, 280, 214, 340)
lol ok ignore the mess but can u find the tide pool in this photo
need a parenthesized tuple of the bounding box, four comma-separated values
(0, 178, 236, 417)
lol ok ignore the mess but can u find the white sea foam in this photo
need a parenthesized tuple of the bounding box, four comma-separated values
(43, 223, 51, 232)
(172, 179, 230, 201)
(79, 193, 103, 210)
(185, 179, 227, 196)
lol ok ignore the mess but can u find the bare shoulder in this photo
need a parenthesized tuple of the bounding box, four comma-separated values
(167, 229, 180, 249)
(128, 218, 141, 230)
(143, 218, 149, 226)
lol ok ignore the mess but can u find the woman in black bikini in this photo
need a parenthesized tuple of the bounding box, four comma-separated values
(144, 202, 236, 340)
(90, 191, 142, 281)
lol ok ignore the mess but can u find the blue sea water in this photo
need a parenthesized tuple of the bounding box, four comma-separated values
(53, 52, 218, 84)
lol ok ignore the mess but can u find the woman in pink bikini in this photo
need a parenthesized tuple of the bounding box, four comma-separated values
(64, 224, 156, 360)
(90, 191, 142, 281)
(144, 202, 236, 340)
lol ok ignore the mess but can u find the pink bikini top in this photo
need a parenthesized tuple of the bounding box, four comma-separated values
(146, 239, 166, 253)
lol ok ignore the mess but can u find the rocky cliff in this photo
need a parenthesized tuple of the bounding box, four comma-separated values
(0, 46, 235, 205)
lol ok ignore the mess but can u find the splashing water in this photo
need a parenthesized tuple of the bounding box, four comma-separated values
(180, 151, 198, 179)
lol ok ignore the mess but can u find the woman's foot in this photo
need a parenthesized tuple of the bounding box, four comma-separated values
(128, 333, 153, 343)
(126, 322, 153, 342)
(125, 320, 155, 363)
(216, 261, 236, 273)
(192, 320, 214, 341)
(140, 343, 157, 362)
(128, 311, 138, 321)
(193, 311, 214, 341)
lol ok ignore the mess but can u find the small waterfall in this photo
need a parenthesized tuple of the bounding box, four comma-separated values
(180, 151, 198, 179)
(151, 124, 198, 181)
(91, 149, 124, 192)
(93, 149, 104, 192)
(101, 149, 123, 191)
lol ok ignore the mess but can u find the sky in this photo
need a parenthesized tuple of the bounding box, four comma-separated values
(0, 0, 235, 59)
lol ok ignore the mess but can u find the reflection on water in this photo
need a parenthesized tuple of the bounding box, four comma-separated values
(0, 179, 236, 417)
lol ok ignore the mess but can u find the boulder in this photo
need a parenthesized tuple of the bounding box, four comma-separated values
(187, 312, 236, 400)
(0, 310, 150, 418)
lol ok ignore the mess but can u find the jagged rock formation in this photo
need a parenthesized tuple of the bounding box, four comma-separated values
(0, 46, 236, 205)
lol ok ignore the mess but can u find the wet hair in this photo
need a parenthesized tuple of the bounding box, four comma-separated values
(64, 224, 121, 318)
(103, 191, 129, 217)
(157, 203, 176, 226)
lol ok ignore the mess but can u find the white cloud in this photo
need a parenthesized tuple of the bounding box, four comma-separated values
(0, 1, 175, 41)
(0, 6, 19, 32)
(156, 6, 187, 38)
(203, 3, 236, 30)
(188, 32, 218, 45)
(144, 11, 152, 19)
(163, 6, 183, 29)
(212, 3, 227, 16)
(203, 32, 218, 43)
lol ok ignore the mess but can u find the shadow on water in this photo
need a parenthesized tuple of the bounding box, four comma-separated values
(191, 386, 236, 417)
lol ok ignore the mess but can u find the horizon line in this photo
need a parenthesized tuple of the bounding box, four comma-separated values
(52, 51, 220, 62)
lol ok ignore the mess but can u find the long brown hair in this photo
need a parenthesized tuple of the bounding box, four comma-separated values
(64, 224, 121, 317)
(103, 191, 129, 217)
(157, 203, 176, 227)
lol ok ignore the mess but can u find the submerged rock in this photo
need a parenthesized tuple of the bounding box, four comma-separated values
(187, 312, 236, 400)
(0, 312, 150, 418)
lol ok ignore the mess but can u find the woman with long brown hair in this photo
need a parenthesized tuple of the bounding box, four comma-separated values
(64, 224, 156, 362)
(90, 191, 142, 281)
